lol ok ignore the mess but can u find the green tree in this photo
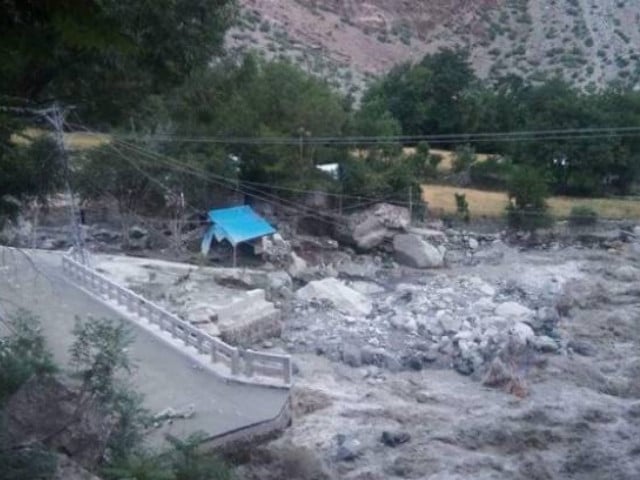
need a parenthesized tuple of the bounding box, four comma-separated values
(69, 317, 152, 464)
(1, 0, 237, 225)
(0, 137, 64, 228)
(506, 166, 553, 231)
(498, 78, 640, 196)
(162, 56, 349, 193)
(73, 145, 166, 239)
(358, 63, 429, 136)
(1, 0, 237, 125)
(104, 434, 233, 480)
(103, 451, 175, 480)
(0, 312, 235, 480)
(359, 48, 474, 136)
(0, 309, 56, 403)
(452, 144, 476, 173)
(419, 48, 475, 134)
(167, 433, 232, 480)
(0, 431, 57, 480)
(405, 141, 432, 178)
(359, 64, 640, 198)
(0, 310, 57, 479)
(69, 317, 134, 401)
(454, 193, 470, 222)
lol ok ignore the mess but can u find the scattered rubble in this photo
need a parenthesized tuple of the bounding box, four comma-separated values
(15, 202, 640, 479)
(153, 404, 196, 427)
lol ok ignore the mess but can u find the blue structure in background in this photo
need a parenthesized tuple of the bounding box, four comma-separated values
(201, 206, 276, 265)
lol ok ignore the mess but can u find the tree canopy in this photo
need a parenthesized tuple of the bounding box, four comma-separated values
(1, 0, 237, 124)
(360, 48, 640, 196)
(1, 0, 237, 226)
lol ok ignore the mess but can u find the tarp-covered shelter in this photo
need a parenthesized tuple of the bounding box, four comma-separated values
(201, 206, 275, 265)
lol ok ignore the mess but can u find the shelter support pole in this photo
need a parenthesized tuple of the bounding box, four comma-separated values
(409, 186, 413, 224)
(233, 244, 237, 268)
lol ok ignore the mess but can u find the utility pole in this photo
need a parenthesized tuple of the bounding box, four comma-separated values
(44, 104, 86, 264)
(408, 185, 413, 224)
(298, 127, 305, 164)
(298, 127, 310, 165)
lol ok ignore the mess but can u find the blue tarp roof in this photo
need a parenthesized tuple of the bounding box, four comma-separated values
(204, 205, 275, 248)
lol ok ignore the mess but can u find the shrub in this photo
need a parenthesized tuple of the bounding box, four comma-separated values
(0, 310, 56, 403)
(70, 317, 135, 401)
(259, 20, 271, 33)
(406, 142, 439, 179)
(454, 193, 470, 222)
(428, 153, 443, 169)
(452, 144, 476, 173)
(506, 166, 554, 231)
(569, 205, 598, 226)
(469, 156, 513, 190)
(416, 141, 430, 157)
(166, 433, 233, 480)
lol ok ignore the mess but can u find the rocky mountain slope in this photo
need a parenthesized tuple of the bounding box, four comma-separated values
(227, 0, 640, 98)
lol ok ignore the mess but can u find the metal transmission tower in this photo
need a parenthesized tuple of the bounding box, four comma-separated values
(44, 104, 86, 264)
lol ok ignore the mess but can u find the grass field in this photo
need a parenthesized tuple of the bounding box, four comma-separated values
(12, 128, 109, 150)
(422, 184, 640, 220)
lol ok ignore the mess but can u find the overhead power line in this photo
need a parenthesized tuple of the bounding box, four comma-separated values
(66, 125, 640, 146)
(107, 137, 614, 226)
(65, 120, 415, 207)
(66, 121, 637, 245)
(76, 130, 385, 241)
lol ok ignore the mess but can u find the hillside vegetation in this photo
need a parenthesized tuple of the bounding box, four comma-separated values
(4, 1, 640, 232)
(229, 0, 640, 98)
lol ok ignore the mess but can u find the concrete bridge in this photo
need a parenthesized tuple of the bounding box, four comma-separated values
(0, 247, 290, 448)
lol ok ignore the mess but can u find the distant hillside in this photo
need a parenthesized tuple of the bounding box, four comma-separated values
(226, 0, 640, 98)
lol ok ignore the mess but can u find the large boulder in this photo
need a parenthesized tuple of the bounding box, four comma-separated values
(393, 234, 444, 268)
(296, 278, 372, 315)
(339, 203, 410, 251)
(287, 251, 309, 280)
(5, 376, 114, 470)
(352, 216, 389, 250)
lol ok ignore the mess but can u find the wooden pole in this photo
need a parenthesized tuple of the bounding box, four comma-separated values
(409, 186, 413, 223)
(233, 244, 237, 268)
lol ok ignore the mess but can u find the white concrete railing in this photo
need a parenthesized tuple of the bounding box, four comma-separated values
(61, 254, 292, 386)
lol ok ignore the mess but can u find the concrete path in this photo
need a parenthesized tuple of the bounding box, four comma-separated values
(0, 248, 289, 447)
